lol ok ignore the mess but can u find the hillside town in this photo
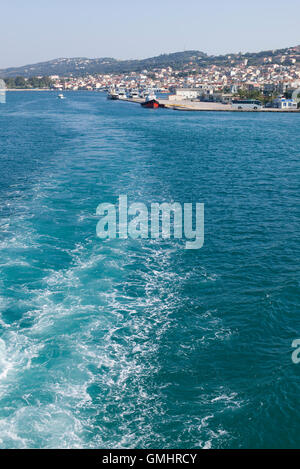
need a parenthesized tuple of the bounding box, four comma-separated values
(3, 47, 300, 107)
(49, 53, 300, 106)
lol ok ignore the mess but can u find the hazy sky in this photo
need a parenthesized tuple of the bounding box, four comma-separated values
(1, 0, 300, 68)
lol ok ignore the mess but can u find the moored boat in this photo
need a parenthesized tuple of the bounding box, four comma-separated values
(141, 99, 160, 109)
(117, 89, 127, 100)
(107, 87, 118, 100)
(129, 90, 140, 99)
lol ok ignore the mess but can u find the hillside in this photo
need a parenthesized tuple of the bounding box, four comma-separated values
(0, 51, 207, 78)
(0, 47, 299, 78)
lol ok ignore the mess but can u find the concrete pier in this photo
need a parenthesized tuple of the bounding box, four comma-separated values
(124, 97, 300, 112)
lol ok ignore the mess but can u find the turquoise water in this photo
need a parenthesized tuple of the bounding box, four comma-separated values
(0, 91, 299, 448)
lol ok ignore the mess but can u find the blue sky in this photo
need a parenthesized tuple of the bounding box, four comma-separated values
(1, 0, 299, 68)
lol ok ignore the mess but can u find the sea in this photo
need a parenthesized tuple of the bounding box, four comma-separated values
(0, 91, 299, 448)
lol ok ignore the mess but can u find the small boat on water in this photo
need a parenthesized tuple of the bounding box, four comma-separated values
(58, 93, 65, 99)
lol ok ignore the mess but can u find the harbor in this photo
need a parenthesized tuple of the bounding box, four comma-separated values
(125, 97, 300, 112)
(107, 87, 300, 112)
(117, 95, 300, 112)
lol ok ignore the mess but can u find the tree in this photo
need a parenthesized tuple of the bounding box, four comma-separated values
(15, 76, 27, 88)
(4, 78, 16, 88)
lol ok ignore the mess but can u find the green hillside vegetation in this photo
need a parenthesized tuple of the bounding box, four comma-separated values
(4, 76, 53, 89)
(0, 46, 299, 79)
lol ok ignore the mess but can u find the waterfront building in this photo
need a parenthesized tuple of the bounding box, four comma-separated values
(273, 98, 298, 109)
(173, 88, 199, 100)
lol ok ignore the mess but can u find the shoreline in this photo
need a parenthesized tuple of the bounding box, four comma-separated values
(126, 97, 300, 113)
(6, 88, 52, 91)
(4, 90, 300, 112)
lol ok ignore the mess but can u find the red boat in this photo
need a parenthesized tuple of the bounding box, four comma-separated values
(141, 99, 160, 109)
